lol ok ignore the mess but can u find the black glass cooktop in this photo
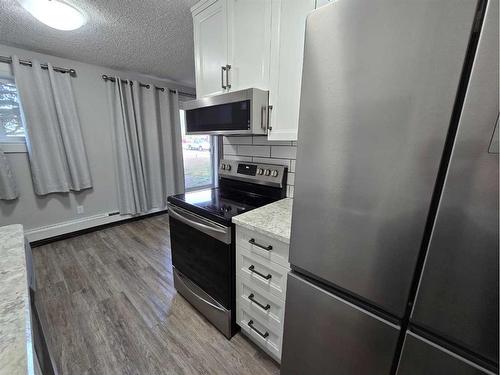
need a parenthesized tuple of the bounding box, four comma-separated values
(167, 187, 277, 226)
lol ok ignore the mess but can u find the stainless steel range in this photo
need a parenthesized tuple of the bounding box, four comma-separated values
(167, 159, 287, 338)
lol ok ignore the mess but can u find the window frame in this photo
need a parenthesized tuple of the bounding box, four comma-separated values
(0, 74, 27, 152)
(184, 135, 217, 192)
(179, 108, 219, 192)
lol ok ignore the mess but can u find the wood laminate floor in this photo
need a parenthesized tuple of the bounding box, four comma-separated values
(33, 214, 280, 375)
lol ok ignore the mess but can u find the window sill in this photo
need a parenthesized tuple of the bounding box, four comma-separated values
(1, 143, 27, 153)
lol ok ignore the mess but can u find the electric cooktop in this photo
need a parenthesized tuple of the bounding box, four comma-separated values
(167, 159, 288, 226)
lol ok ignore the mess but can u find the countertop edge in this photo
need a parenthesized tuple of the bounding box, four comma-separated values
(232, 219, 291, 245)
(0, 224, 36, 375)
(231, 198, 293, 245)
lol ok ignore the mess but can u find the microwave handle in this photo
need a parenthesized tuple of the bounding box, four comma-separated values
(221, 66, 227, 90)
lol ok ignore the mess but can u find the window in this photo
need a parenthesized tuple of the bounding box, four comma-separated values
(0, 77, 25, 143)
(180, 109, 217, 191)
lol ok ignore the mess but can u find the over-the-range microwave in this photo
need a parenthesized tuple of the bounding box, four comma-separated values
(179, 88, 270, 135)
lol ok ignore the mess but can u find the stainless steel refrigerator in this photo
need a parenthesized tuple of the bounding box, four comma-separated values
(281, 0, 499, 374)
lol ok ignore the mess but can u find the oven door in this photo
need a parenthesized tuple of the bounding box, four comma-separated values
(168, 203, 233, 309)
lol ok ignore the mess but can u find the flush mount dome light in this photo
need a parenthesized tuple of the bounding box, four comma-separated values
(18, 0, 86, 31)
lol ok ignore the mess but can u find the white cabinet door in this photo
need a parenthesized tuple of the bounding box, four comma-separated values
(193, 0, 229, 98)
(268, 0, 315, 141)
(227, 0, 274, 91)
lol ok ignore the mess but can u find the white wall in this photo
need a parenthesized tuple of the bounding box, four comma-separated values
(223, 136, 297, 197)
(0, 44, 194, 239)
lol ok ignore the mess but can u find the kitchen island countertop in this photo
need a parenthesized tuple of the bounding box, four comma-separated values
(0, 224, 35, 375)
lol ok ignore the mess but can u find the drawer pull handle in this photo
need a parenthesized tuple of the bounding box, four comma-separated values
(248, 293, 271, 311)
(248, 320, 269, 339)
(248, 265, 272, 280)
(249, 238, 273, 251)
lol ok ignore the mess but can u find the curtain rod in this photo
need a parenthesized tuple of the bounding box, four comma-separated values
(0, 55, 77, 77)
(101, 74, 195, 97)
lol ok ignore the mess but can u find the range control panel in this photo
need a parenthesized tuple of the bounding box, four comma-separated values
(219, 159, 287, 188)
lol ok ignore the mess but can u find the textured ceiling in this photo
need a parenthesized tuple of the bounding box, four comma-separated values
(0, 0, 198, 86)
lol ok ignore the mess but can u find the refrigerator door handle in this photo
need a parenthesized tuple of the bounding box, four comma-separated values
(488, 113, 499, 154)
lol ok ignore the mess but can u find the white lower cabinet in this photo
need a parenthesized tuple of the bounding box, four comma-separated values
(235, 226, 290, 362)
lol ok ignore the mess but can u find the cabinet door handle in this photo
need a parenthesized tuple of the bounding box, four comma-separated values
(248, 293, 271, 311)
(248, 265, 272, 280)
(221, 66, 227, 89)
(248, 320, 269, 339)
(226, 64, 231, 89)
(249, 238, 272, 251)
(267, 105, 273, 131)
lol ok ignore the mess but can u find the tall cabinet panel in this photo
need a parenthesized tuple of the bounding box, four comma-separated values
(227, 0, 273, 91)
(268, 0, 315, 141)
(410, 0, 499, 366)
(193, 0, 228, 98)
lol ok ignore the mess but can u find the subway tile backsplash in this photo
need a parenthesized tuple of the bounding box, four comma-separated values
(237, 145, 271, 158)
(222, 135, 297, 198)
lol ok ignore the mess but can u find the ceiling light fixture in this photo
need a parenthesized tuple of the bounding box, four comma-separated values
(17, 0, 86, 31)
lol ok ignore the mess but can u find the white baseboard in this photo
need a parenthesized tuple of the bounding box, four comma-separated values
(24, 208, 166, 243)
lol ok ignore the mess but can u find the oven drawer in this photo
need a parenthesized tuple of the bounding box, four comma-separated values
(236, 278, 284, 334)
(174, 268, 233, 339)
(238, 306, 282, 362)
(236, 227, 290, 268)
(237, 249, 289, 301)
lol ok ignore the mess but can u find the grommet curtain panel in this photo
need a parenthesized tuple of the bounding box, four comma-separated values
(107, 77, 184, 215)
(11, 56, 92, 195)
(0, 146, 19, 200)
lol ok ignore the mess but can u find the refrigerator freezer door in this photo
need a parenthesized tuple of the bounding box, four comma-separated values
(281, 273, 400, 374)
(397, 333, 495, 375)
(290, 0, 479, 317)
(411, 0, 499, 365)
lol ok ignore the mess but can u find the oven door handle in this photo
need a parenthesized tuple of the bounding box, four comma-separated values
(175, 270, 226, 312)
(167, 203, 231, 244)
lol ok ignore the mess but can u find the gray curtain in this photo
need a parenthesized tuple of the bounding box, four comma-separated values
(107, 77, 184, 215)
(0, 147, 19, 200)
(11, 56, 92, 195)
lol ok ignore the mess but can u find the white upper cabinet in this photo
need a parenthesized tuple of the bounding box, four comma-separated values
(268, 0, 316, 141)
(192, 0, 274, 97)
(192, 0, 321, 140)
(227, 0, 273, 91)
(192, 0, 228, 98)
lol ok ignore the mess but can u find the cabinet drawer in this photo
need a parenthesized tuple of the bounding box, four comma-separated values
(236, 227, 290, 268)
(238, 307, 281, 361)
(237, 249, 289, 300)
(236, 277, 284, 333)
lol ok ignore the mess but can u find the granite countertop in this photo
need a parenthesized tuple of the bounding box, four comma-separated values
(232, 198, 293, 244)
(0, 224, 35, 375)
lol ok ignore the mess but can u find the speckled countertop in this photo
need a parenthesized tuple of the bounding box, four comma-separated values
(232, 198, 293, 244)
(0, 224, 35, 375)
